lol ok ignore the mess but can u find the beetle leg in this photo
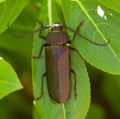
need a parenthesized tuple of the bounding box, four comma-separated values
(37, 20, 44, 27)
(65, 22, 83, 44)
(35, 72, 46, 100)
(69, 46, 86, 62)
(33, 43, 47, 59)
(71, 22, 83, 42)
(33, 43, 51, 59)
(71, 69, 77, 99)
(39, 30, 47, 40)
(37, 21, 47, 40)
(68, 46, 82, 58)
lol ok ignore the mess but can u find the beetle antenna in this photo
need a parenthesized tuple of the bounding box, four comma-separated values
(7, 23, 51, 38)
(63, 25, 110, 46)
(77, 33, 110, 46)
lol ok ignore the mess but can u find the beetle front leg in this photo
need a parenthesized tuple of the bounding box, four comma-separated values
(71, 21, 83, 43)
(35, 72, 46, 101)
(37, 20, 47, 40)
(65, 21, 83, 44)
(71, 69, 77, 99)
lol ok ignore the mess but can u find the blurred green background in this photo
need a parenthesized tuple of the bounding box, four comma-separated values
(0, 1, 120, 119)
(0, 1, 39, 119)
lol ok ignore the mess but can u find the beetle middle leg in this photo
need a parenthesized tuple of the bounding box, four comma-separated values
(33, 43, 45, 59)
(35, 72, 46, 100)
(71, 69, 77, 99)
(69, 46, 85, 61)
(33, 43, 52, 59)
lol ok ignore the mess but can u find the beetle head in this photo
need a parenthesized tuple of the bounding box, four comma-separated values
(50, 23, 63, 32)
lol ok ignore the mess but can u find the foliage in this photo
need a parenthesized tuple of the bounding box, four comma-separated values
(0, 0, 120, 119)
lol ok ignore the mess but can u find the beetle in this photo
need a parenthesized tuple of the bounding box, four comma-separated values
(8, 21, 109, 103)
(32, 22, 109, 103)
(33, 23, 81, 103)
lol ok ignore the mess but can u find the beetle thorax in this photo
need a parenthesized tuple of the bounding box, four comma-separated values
(46, 31, 69, 44)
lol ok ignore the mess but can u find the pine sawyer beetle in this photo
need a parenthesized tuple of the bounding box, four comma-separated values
(8, 21, 110, 103)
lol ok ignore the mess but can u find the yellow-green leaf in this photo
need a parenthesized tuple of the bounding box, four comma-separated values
(0, 0, 30, 33)
(0, 58, 23, 99)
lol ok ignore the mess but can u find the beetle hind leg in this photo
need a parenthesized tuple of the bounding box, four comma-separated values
(71, 69, 77, 99)
(34, 72, 46, 101)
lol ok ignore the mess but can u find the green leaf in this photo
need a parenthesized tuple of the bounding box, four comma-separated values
(32, 0, 90, 119)
(0, 58, 23, 99)
(99, 0, 120, 13)
(0, 0, 30, 34)
(62, 0, 120, 75)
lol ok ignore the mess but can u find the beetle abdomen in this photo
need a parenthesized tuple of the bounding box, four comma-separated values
(45, 46, 71, 103)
